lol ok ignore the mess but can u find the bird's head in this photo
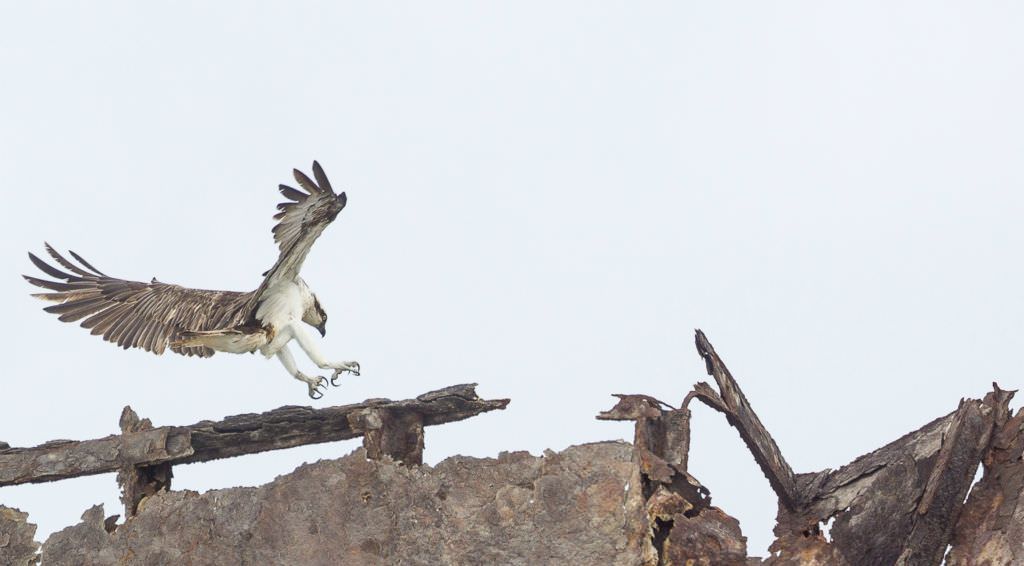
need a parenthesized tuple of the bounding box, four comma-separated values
(303, 295, 328, 337)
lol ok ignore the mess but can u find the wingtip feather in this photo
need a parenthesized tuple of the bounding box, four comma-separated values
(312, 161, 334, 193)
(28, 252, 74, 280)
(293, 168, 321, 195)
(68, 250, 106, 276)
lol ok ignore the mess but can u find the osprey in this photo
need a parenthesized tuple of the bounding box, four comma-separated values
(24, 161, 359, 399)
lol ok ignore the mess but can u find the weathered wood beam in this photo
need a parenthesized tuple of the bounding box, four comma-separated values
(690, 329, 801, 510)
(598, 394, 744, 564)
(766, 385, 1014, 566)
(0, 383, 508, 488)
(0, 427, 193, 487)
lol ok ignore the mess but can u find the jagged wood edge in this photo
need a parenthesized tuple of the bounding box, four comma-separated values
(689, 329, 801, 509)
(0, 383, 509, 487)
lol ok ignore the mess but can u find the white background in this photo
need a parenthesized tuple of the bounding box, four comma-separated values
(1, 2, 1022, 557)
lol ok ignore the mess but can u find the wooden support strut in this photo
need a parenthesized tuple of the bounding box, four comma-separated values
(690, 329, 801, 510)
(117, 407, 174, 519)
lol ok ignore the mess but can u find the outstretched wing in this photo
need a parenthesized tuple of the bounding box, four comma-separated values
(250, 161, 346, 305)
(24, 244, 254, 357)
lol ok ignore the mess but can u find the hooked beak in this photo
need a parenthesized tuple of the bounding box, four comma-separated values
(316, 322, 326, 338)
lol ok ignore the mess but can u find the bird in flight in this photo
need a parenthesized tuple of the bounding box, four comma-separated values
(24, 161, 359, 399)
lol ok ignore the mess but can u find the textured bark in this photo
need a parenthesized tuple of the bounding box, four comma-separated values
(4, 334, 1020, 565)
(0, 505, 38, 566)
(687, 331, 1014, 566)
(692, 330, 801, 510)
(178, 383, 505, 464)
(352, 407, 425, 465)
(764, 388, 1012, 566)
(41, 443, 640, 566)
(0, 384, 507, 487)
(0, 427, 191, 487)
(599, 393, 748, 565)
(661, 507, 749, 566)
(116, 406, 173, 519)
(947, 405, 1024, 565)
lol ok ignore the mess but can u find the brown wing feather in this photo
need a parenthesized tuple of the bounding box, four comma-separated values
(268, 161, 346, 258)
(25, 247, 255, 357)
(248, 161, 346, 311)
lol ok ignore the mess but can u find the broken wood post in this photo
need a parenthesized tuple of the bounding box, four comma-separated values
(598, 394, 749, 565)
(117, 406, 173, 519)
(0, 384, 508, 488)
(596, 393, 706, 505)
(691, 329, 801, 510)
(351, 408, 425, 465)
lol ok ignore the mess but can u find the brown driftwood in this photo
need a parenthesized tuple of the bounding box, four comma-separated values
(0, 384, 508, 489)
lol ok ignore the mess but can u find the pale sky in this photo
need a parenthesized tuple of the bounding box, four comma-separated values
(1, 2, 1022, 557)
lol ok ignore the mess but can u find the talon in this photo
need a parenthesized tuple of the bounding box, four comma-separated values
(309, 386, 324, 400)
(330, 369, 343, 387)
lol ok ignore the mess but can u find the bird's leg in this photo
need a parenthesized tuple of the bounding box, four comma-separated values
(288, 322, 360, 386)
(275, 344, 327, 399)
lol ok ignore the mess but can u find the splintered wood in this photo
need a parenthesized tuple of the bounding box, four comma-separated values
(0, 383, 509, 519)
(601, 330, 1017, 566)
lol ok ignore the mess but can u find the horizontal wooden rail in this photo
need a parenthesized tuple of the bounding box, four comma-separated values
(0, 383, 508, 489)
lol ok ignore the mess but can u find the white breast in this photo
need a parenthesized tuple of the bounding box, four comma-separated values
(255, 280, 310, 330)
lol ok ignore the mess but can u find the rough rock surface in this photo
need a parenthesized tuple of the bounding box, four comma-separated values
(41, 442, 639, 566)
(0, 505, 38, 566)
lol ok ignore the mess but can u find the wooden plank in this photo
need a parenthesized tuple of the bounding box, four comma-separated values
(0, 383, 508, 487)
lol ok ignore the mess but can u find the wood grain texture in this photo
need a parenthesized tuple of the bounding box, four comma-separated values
(0, 384, 508, 488)
(692, 329, 800, 510)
